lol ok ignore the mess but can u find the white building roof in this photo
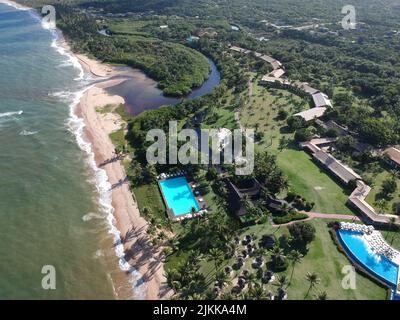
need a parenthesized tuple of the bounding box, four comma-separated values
(294, 107, 327, 121)
(268, 68, 285, 78)
(312, 92, 332, 108)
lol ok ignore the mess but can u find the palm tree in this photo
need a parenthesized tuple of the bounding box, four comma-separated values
(169, 237, 180, 252)
(288, 250, 303, 285)
(275, 275, 288, 289)
(215, 270, 231, 288)
(165, 268, 181, 292)
(188, 250, 203, 268)
(271, 245, 285, 267)
(208, 248, 223, 272)
(305, 272, 320, 299)
(248, 283, 267, 300)
(375, 199, 388, 215)
(314, 290, 328, 300)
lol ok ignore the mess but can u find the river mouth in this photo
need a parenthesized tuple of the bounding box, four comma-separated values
(105, 57, 220, 116)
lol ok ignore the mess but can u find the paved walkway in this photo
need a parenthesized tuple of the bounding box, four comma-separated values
(307, 211, 360, 221)
(271, 211, 360, 227)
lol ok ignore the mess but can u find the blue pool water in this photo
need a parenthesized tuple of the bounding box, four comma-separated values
(159, 177, 200, 216)
(338, 230, 399, 287)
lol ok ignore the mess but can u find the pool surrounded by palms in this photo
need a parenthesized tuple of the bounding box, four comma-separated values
(337, 229, 399, 287)
(159, 177, 200, 216)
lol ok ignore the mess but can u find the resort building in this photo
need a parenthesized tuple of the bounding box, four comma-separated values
(259, 54, 275, 64)
(229, 46, 251, 54)
(268, 68, 285, 78)
(260, 75, 290, 85)
(294, 106, 327, 122)
(302, 140, 400, 226)
(224, 178, 262, 217)
(293, 81, 319, 95)
(348, 181, 400, 226)
(301, 139, 361, 185)
(384, 147, 400, 170)
(311, 91, 333, 108)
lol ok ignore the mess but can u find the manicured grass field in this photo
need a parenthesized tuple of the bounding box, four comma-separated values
(277, 149, 353, 215)
(199, 219, 388, 300)
(238, 81, 353, 215)
(133, 183, 166, 223)
(279, 219, 388, 300)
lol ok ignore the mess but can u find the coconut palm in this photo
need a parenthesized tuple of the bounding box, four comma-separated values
(274, 275, 288, 289)
(169, 237, 180, 252)
(288, 250, 303, 285)
(305, 272, 320, 299)
(248, 283, 267, 300)
(215, 270, 231, 288)
(314, 290, 328, 300)
(208, 248, 223, 272)
(271, 245, 285, 267)
(165, 268, 181, 291)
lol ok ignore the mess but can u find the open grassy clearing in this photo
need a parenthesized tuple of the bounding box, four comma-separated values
(277, 149, 353, 215)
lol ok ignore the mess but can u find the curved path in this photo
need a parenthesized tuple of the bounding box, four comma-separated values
(271, 211, 360, 227)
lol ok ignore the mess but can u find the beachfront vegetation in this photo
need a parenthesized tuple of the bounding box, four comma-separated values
(54, 6, 211, 97)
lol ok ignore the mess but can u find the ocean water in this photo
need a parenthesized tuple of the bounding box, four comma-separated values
(0, 4, 142, 299)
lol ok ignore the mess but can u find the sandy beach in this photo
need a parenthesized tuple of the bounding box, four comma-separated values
(76, 55, 172, 300)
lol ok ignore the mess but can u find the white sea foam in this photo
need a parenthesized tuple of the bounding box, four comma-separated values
(0, 110, 23, 118)
(19, 129, 38, 136)
(2, 1, 147, 299)
(82, 212, 104, 222)
(0, 1, 30, 11)
(45, 30, 146, 299)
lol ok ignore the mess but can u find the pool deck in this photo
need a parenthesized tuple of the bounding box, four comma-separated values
(157, 174, 208, 222)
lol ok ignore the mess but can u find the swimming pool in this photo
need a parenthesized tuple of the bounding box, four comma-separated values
(337, 230, 399, 287)
(159, 177, 200, 216)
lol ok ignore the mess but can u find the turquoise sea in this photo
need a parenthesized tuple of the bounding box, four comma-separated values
(0, 3, 142, 299)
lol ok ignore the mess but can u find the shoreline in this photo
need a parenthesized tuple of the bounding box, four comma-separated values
(1, 0, 171, 300)
(76, 64, 172, 300)
(61, 28, 172, 301)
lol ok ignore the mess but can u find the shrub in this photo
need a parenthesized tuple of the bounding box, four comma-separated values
(286, 192, 296, 202)
(271, 258, 289, 272)
(273, 213, 308, 224)
(205, 167, 218, 181)
(288, 222, 316, 245)
(287, 116, 307, 131)
(294, 128, 313, 142)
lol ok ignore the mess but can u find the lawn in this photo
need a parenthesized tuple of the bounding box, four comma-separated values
(199, 219, 388, 300)
(132, 183, 167, 223)
(279, 219, 388, 300)
(365, 169, 400, 215)
(277, 148, 353, 215)
(239, 81, 353, 215)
